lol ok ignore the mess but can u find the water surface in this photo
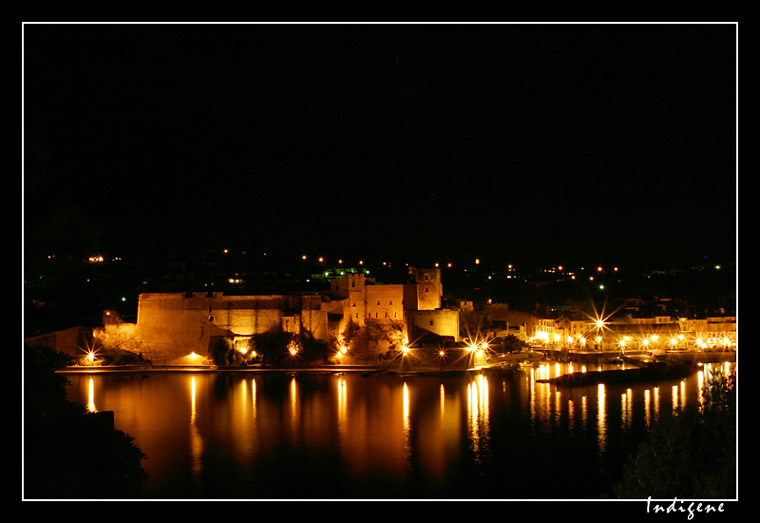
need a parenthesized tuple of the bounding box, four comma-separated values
(63, 362, 734, 499)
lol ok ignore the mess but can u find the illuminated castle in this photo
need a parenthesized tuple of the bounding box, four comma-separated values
(129, 267, 459, 364)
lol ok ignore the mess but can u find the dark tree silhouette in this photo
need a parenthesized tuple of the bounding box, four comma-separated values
(614, 371, 736, 499)
(24, 344, 148, 499)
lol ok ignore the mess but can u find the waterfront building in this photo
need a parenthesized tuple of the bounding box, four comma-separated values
(530, 312, 736, 353)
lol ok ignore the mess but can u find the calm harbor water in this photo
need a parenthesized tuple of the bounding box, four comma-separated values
(63, 361, 735, 499)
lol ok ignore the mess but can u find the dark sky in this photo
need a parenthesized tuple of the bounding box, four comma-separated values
(23, 22, 737, 266)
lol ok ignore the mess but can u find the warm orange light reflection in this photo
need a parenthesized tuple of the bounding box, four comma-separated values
(467, 375, 489, 455)
(87, 377, 96, 412)
(190, 376, 203, 479)
(402, 382, 411, 442)
(597, 384, 606, 453)
(644, 389, 651, 427)
(439, 384, 445, 418)
(621, 389, 632, 429)
(61, 359, 738, 499)
(338, 377, 347, 421)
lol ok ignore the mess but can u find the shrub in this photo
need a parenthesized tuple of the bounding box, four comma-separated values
(614, 371, 736, 498)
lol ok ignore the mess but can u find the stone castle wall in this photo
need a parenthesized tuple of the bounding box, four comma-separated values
(83, 269, 459, 365)
(408, 309, 460, 342)
(365, 284, 406, 322)
(132, 292, 334, 364)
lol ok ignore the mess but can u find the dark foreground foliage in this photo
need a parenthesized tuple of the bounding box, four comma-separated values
(614, 369, 736, 498)
(24, 344, 148, 499)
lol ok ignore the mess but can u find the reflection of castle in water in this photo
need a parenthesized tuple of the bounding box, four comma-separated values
(126, 267, 460, 364)
(67, 359, 735, 497)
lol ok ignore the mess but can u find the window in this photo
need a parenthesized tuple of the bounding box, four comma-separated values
(430, 320, 434, 326)
(377, 300, 381, 305)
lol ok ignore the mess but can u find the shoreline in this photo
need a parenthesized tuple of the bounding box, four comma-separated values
(56, 364, 484, 375)
(55, 348, 735, 382)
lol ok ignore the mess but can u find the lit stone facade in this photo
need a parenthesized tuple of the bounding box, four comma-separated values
(134, 292, 331, 364)
(412, 267, 443, 310)
(407, 309, 460, 342)
(130, 268, 459, 364)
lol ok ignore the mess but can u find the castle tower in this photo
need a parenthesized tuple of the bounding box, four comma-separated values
(412, 267, 442, 311)
(341, 273, 367, 326)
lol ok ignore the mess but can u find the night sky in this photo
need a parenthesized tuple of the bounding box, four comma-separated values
(23, 22, 737, 267)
